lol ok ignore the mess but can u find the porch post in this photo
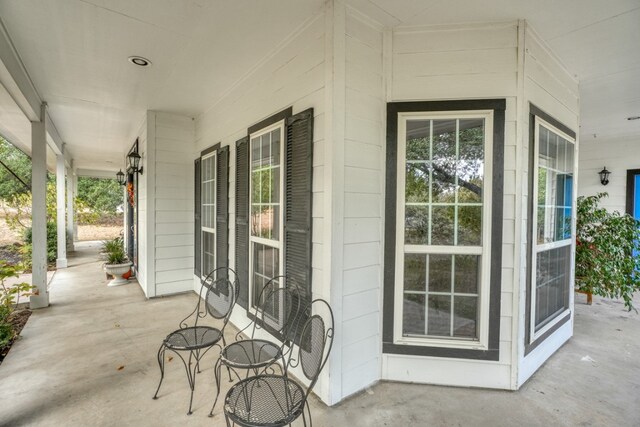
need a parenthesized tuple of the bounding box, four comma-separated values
(72, 172, 78, 240)
(30, 106, 49, 309)
(56, 151, 67, 268)
(66, 161, 74, 252)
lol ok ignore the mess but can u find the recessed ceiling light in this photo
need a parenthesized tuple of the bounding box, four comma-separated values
(627, 116, 640, 121)
(128, 56, 152, 67)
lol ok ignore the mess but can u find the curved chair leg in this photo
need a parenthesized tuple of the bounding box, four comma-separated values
(186, 351, 197, 415)
(152, 343, 166, 399)
(209, 357, 223, 417)
(306, 400, 313, 427)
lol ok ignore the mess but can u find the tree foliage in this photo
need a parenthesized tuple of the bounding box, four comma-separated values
(0, 137, 31, 201)
(576, 193, 640, 311)
(76, 177, 122, 215)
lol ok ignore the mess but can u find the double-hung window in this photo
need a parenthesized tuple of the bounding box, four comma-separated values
(249, 122, 284, 308)
(384, 99, 505, 359)
(529, 115, 575, 341)
(201, 152, 216, 278)
(395, 111, 493, 349)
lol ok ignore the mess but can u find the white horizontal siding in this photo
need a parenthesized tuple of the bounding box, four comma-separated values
(392, 23, 519, 101)
(517, 23, 579, 386)
(578, 135, 639, 213)
(152, 112, 196, 296)
(340, 9, 384, 400)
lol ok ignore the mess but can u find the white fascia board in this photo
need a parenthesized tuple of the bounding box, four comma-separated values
(76, 168, 118, 179)
(0, 17, 41, 122)
(44, 109, 71, 165)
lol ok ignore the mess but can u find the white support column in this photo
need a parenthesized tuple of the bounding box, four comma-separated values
(72, 173, 78, 240)
(30, 109, 49, 309)
(66, 162, 74, 252)
(56, 152, 67, 268)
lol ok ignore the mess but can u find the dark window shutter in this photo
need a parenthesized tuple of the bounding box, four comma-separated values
(216, 146, 229, 273)
(194, 158, 201, 277)
(235, 136, 250, 308)
(284, 108, 314, 339)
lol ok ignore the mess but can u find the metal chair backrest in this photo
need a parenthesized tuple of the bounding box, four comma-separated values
(291, 298, 334, 398)
(185, 267, 238, 329)
(251, 276, 303, 343)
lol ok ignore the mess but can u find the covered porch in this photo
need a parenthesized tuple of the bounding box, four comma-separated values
(0, 241, 638, 425)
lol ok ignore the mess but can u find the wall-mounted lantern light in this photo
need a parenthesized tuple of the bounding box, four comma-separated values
(127, 151, 143, 175)
(599, 166, 611, 186)
(116, 169, 126, 186)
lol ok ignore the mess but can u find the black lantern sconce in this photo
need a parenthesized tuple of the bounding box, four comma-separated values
(599, 166, 611, 186)
(127, 150, 143, 175)
(116, 169, 126, 186)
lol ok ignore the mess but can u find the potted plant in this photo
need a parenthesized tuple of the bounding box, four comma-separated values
(576, 193, 640, 311)
(102, 237, 131, 287)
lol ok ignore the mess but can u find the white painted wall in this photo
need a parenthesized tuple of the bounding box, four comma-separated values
(339, 8, 385, 399)
(136, 118, 149, 295)
(578, 135, 640, 213)
(135, 111, 195, 298)
(516, 23, 580, 387)
(193, 7, 330, 401)
(152, 112, 196, 296)
(381, 21, 519, 390)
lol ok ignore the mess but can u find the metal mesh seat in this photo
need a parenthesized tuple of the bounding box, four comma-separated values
(225, 375, 304, 426)
(209, 276, 303, 417)
(222, 299, 334, 427)
(164, 326, 222, 350)
(153, 267, 238, 415)
(221, 339, 282, 369)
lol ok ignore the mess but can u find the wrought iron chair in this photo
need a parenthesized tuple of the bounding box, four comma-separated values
(209, 275, 303, 417)
(152, 267, 238, 415)
(222, 298, 335, 427)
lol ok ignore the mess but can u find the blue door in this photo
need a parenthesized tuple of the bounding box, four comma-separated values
(626, 169, 640, 259)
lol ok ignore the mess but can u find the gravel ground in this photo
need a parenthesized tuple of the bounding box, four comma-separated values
(0, 216, 123, 245)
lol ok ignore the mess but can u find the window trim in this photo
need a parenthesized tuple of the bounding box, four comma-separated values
(248, 120, 286, 309)
(393, 110, 494, 350)
(201, 151, 217, 280)
(529, 115, 576, 343)
(383, 99, 505, 361)
(525, 104, 576, 354)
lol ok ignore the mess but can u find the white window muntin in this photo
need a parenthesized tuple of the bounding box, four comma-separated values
(393, 110, 494, 350)
(249, 120, 285, 308)
(530, 117, 576, 342)
(201, 151, 216, 280)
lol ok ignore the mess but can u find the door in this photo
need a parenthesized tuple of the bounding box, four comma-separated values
(626, 169, 640, 258)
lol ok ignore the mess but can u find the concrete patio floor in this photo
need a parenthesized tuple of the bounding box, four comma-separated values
(0, 241, 639, 426)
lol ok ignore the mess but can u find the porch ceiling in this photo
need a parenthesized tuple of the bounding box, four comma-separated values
(0, 0, 638, 172)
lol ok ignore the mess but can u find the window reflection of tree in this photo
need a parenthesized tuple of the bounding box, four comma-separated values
(405, 122, 484, 243)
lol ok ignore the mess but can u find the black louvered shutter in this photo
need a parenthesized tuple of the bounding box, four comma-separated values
(284, 108, 314, 340)
(194, 158, 202, 278)
(216, 146, 229, 275)
(235, 136, 250, 308)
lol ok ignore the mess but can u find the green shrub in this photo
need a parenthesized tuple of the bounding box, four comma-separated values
(0, 261, 35, 349)
(23, 221, 58, 264)
(576, 193, 640, 311)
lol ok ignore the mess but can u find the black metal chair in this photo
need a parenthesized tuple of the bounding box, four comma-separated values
(153, 267, 238, 415)
(222, 298, 335, 427)
(209, 275, 303, 417)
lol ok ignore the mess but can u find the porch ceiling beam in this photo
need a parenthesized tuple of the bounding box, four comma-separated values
(44, 108, 71, 166)
(0, 17, 41, 122)
(76, 168, 118, 179)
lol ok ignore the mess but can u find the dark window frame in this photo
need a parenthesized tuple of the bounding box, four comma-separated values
(194, 142, 221, 280)
(383, 99, 505, 360)
(524, 104, 576, 355)
(239, 107, 315, 343)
